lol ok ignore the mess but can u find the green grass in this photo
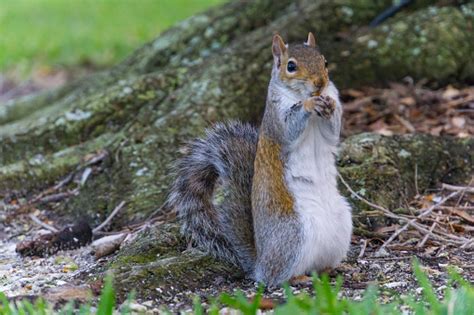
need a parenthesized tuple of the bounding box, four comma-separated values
(0, 0, 224, 75)
(1, 260, 473, 314)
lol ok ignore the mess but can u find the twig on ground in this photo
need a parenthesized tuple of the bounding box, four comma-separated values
(438, 206, 474, 211)
(338, 174, 396, 217)
(417, 211, 440, 248)
(53, 172, 75, 191)
(90, 206, 172, 237)
(442, 183, 474, 193)
(92, 201, 126, 234)
(38, 189, 79, 204)
(28, 214, 59, 233)
(461, 240, 474, 249)
(445, 94, 474, 108)
(454, 177, 473, 207)
(414, 163, 419, 197)
(394, 114, 415, 133)
(144, 203, 169, 221)
(84, 150, 108, 167)
(358, 239, 368, 259)
(23, 151, 109, 208)
(365, 256, 412, 261)
(338, 174, 470, 251)
(379, 191, 460, 252)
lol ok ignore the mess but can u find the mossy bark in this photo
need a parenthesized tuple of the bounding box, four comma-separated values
(336, 4, 474, 86)
(338, 133, 473, 229)
(110, 224, 241, 303)
(1, 0, 473, 304)
(107, 133, 472, 303)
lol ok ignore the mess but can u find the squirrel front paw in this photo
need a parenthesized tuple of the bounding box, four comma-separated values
(303, 96, 336, 119)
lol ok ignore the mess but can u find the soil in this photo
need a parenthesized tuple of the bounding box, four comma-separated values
(2, 210, 472, 313)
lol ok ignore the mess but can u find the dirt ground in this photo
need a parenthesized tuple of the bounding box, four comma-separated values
(1, 206, 472, 312)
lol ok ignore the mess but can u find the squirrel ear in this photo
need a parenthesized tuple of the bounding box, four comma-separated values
(305, 32, 316, 47)
(272, 34, 287, 60)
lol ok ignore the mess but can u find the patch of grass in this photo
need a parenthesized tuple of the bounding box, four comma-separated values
(96, 276, 115, 315)
(1, 260, 473, 314)
(0, 0, 224, 75)
(198, 260, 474, 315)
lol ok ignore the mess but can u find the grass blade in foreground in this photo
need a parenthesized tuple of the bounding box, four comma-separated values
(0, 260, 473, 314)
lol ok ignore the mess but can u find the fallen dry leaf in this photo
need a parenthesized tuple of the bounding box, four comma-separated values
(450, 209, 474, 224)
(258, 298, 275, 311)
(44, 285, 92, 303)
(442, 86, 461, 100)
(341, 83, 473, 138)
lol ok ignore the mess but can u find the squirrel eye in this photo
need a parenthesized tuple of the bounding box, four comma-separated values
(287, 61, 297, 73)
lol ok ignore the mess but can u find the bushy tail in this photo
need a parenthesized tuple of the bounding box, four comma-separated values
(167, 121, 258, 273)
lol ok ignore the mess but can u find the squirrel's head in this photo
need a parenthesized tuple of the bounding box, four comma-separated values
(271, 32, 329, 98)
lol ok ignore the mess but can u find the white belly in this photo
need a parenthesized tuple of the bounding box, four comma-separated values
(286, 120, 352, 275)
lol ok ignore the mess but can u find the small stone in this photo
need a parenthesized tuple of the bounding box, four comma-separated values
(142, 300, 154, 307)
(451, 117, 465, 128)
(123, 302, 147, 312)
(369, 263, 382, 271)
(213, 276, 225, 286)
(384, 281, 406, 289)
(374, 248, 389, 257)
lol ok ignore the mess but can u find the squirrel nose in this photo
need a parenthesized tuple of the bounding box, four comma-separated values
(313, 82, 323, 95)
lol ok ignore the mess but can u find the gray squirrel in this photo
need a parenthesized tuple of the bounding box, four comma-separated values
(167, 32, 352, 286)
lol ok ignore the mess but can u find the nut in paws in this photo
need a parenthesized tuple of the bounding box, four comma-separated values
(314, 96, 336, 118)
(304, 96, 335, 118)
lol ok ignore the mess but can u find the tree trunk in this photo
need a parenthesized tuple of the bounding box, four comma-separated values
(1, 0, 472, 304)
